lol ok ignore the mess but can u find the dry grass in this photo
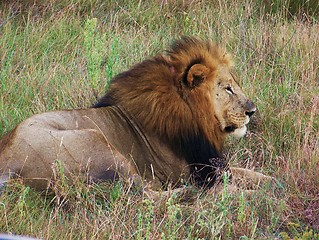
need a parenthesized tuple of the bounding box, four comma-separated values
(0, 0, 318, 239)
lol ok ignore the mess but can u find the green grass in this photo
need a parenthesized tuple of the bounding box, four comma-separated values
(0, 0, 319, 239)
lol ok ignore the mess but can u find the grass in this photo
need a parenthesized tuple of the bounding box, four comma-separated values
(0, 0, 319, 239)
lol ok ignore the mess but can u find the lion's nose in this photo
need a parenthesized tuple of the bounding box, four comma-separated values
(245, 101, 256, 117)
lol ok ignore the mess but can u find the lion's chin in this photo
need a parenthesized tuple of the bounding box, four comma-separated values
(231, 125, 247, 138)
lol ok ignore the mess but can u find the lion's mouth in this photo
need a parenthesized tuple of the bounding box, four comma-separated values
(224, 124, 248, 138)
(224, 125, 237, 133)
(224, 116, 250, 138)
(224, 116, 250, 132)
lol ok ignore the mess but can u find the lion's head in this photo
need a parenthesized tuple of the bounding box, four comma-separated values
(95, 37, 256, 150)
(212, 65, 256, 138)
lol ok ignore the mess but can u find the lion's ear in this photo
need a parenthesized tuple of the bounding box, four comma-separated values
(186, 64, 210, 88)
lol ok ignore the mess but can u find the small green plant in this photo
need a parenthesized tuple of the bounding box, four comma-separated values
(280, 224, 319, 240)
(17, 187, 30, 218)
(163, 196, 182, 240)
(237, 191, 246, 224)
(84, 18, 104, 90)
(136, 198, 154, 239)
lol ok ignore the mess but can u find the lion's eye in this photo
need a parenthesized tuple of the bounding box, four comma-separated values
(225, 86, 234, 95)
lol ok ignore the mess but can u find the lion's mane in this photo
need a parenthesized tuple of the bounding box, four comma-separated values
(94, 37, 233, 186)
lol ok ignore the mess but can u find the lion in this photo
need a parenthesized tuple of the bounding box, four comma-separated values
(0, 37, 271, 196)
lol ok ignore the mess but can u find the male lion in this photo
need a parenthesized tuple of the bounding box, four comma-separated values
(0, 37, 270, 194)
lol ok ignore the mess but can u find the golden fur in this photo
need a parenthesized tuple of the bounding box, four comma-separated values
(96, 38, 235, 151)
(0, 37, 270, 193)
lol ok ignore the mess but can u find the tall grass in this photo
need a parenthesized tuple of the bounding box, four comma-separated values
(0, 0, 318, 238)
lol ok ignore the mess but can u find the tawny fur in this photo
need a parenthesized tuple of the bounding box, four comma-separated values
(98, 37, 232, 152)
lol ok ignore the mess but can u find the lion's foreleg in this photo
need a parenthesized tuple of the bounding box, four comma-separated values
(128, 174, 197, 201)
(230, 167, 273, 185)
